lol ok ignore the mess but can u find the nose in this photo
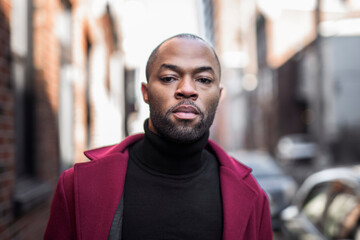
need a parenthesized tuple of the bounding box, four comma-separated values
(175, 77, 199, 100)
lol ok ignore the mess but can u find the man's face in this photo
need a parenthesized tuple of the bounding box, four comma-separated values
(142, 38, 222, 143)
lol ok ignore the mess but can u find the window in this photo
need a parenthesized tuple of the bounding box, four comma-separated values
(57, 7, 74, 172)
(302, 180, 360, 239)
(124, 69, 136, 136)
(302, 183, 330, 228)
(11, 0, 52, 217)
(323, 182, 359, 239)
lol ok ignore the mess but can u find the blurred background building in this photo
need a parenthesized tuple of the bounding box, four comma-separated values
(0, 0, 360, 239)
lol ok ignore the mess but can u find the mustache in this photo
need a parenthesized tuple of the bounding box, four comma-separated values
(166, 100, 203, 117)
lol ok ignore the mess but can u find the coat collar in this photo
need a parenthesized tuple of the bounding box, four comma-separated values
(83, 134, 144, 161)
(75, 135, 258, 240)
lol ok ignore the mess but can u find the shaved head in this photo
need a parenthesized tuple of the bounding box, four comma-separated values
(145, 33, 221, 82)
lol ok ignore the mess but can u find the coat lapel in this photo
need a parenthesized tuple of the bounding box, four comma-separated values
(208, 140, 258, 240)
(73, 134, 144, 240)
(220, 167, 257, 240)
(74, 152, 128, 240)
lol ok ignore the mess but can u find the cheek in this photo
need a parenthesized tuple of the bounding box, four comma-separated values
(148, 88, 172, 112)
(202, 91, 220, 111)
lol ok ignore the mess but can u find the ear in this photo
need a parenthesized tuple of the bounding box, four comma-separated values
(141, 82, 149, 104)
(219, 85, 225, 102)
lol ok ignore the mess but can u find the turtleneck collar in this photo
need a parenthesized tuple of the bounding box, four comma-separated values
(132, 119, 210, 175)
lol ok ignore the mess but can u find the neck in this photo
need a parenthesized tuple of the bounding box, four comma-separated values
(134, 120, 209, 175)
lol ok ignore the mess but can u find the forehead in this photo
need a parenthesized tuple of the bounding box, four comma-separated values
(154, 38, 220, 74)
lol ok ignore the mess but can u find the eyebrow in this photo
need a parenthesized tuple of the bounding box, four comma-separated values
(159, 64, 216, 75)
(159, 64, 182, 73)
(193, 66, 215, 75)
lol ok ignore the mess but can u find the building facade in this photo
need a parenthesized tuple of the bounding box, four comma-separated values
(0, 0, 216, 238)
(214, 0, 360, 167)
(0, 0, 125, 238)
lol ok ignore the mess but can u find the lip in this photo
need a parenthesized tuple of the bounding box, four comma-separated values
(172, 105, 199, 120)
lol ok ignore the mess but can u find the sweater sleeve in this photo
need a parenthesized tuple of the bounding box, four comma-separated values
(44, 169, 76, 239)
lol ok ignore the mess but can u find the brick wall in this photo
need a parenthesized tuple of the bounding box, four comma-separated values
(72, 8, 90, 163)
(0, 0, 15, 236)
(0, 0, 124, 238)
(0, 0, 60, 238)
(33, 0, 61, 182)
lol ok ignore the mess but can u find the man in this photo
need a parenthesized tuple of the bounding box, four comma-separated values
(45, 34, 273, 240)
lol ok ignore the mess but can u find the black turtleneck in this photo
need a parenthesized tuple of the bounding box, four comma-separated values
(121, 121, 223, 240)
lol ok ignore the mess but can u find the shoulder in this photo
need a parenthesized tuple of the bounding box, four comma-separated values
(84, 134, 144, 161)
(55, 167, 75, 193)
(206, 140, 252, 177)
(207, 140, 267, 198)
(229, 156, 268, 198)
(58, 134, 144, 183)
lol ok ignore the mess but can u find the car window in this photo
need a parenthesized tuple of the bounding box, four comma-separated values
(324, 193, 359, 239)
(322, 181, 360, 239)
(302, 183, 330, 207)
(301, 180, 360, 239)
(303, 191, 328, 226)
(302, 183, 330, 228)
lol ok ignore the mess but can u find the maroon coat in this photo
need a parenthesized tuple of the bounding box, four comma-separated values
(44, 134, 273, 240)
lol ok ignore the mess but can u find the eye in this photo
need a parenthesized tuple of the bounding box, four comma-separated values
(160, 76, 177, 83)
(197, 77, 212, 84)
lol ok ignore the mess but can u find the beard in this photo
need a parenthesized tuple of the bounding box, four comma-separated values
(149, 99, 219, 143)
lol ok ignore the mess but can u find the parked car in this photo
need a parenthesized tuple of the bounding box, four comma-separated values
(230, 150, 297, 229)
(281, 165, 360, 240)
(276, 134, 317, 165)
